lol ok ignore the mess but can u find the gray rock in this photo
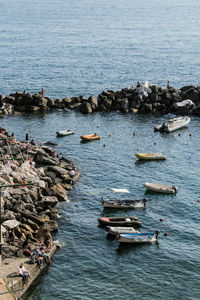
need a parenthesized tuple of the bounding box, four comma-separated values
(40, 196, 58, 208)
(88, 96, 98, 111)
(2, 219, 20, 229)
(79, 101, 92, 114)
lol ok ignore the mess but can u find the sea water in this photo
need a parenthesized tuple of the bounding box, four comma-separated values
(0, 0, 200, 299)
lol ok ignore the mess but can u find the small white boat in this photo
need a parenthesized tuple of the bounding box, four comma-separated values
(154, 116, 190, 133)
(101, 188, 147, 209)
(106, 226, 139, 235)
(144, 182, 178, 194)
(115, 230, 160, 244)
(56, 130, 75, 137)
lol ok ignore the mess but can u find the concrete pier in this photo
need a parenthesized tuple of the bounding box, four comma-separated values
(0, 242, 60, 299)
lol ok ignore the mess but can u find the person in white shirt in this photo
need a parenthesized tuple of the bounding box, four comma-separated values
(18, 263, 31, 283)
(70, 169, 75, 178)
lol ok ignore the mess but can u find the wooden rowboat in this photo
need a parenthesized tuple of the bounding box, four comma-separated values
(115, 230, 160, 244)
(102, 198, 147, 209)
(101, 188, 147, 209)
(144, 182, 178, 194)
(98, 216, 142, 227)
(135, 153, 166, 160)
(80, 134, 101, 141)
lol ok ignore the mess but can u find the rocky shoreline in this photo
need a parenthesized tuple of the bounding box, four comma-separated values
(0, 83, 200, 117)
(0, 127, 80, 262)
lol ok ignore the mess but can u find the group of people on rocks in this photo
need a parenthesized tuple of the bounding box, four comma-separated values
(17, 236, 52, 284)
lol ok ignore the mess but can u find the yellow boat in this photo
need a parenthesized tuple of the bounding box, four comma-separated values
(135, 153, 167, 160)
(80, 134, 101, 141)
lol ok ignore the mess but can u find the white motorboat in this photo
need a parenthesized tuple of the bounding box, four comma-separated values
(144, 182, 178, 194)
(106, 226, 139, 235)
(115, 230, 160, 244)
(56, 130, 75, 137)
(154, 116, 190, 133)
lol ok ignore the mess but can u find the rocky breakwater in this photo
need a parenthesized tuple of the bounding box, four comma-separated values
(0, 84, 200, 117)
(0, 127, 80, 260)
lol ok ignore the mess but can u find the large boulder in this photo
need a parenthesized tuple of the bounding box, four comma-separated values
(33, 95, 48, 107)
(21, 93, 33, 105)
(88, 96, 98, 111)
(39, 196, 58, 208)
(51, 183, 68, 201)
(2, 219, 20, 230)
(79, 101, 92, 114)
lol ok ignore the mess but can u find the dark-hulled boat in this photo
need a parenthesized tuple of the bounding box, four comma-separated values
(101, 188, 147, 209)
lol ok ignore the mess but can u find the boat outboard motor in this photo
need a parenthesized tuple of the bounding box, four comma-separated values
(172, 186, 178, 193)
(101, 196, 104, 204)
(155, 230, 160, 239)
(143, 198, 148, 207)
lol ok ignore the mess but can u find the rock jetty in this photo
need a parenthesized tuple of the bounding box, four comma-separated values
(0, 127, 80, 261)
(0, 84, 200, 117)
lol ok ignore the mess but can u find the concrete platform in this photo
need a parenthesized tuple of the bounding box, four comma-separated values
(0, 242, 60, 299)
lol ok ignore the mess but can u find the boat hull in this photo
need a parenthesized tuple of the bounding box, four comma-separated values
(144, 182, 178, 194)
(116, 231, 160, 243)
(102, 199, 147, 209)
(106, 226, 139, 235)
(80, 134, 101, 141)
(155, 116, 190, 134)
(135, 153, 166, 160)
(98, 217, 142, 227)
(56, 130, 75, 137)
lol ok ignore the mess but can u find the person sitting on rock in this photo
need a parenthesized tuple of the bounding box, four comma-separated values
(44, 236, 52, 251)
(36, 247, 49, 263)
(70, 169, 75, 178)
(18, 263, 31, 284)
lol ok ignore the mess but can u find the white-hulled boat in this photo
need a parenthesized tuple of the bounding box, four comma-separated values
(101, 188, 147, 209)
(106, 226, 139, 236)
(144, 182, 178, 194)
(154, 116, 190, 133)
(56, 130, 75, 137)
(115, 230, 160, 244)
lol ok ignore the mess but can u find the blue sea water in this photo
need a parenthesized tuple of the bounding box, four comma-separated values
(0, 0, 200, 299)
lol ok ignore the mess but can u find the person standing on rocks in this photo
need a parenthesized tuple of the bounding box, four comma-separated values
(58, 153, 63, 165)
(25, 133, 29, 143)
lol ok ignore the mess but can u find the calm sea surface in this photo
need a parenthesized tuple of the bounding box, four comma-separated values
(0, 0, 200, 299)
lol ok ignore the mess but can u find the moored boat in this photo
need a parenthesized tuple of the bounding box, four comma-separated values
(80, 133, 101, 141)
(106, 226, 139, 235)
(101, 188, 147, 209)
(56, 130, 75, 137)
(154, 116, 190, 133)
(115, 230, 160, 244)
(135, 153, 166, 160)
(98, 216, 142, 227)
(144, 182, 178, 194)
(102, 198, 147, 209)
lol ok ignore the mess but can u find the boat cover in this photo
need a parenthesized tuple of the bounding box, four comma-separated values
(111, 188, 130, 193)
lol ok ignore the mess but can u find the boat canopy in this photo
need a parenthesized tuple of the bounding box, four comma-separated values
(111, 188, 130, 194)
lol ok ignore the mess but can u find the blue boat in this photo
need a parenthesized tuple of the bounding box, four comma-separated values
(115, 230, 160, 244)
